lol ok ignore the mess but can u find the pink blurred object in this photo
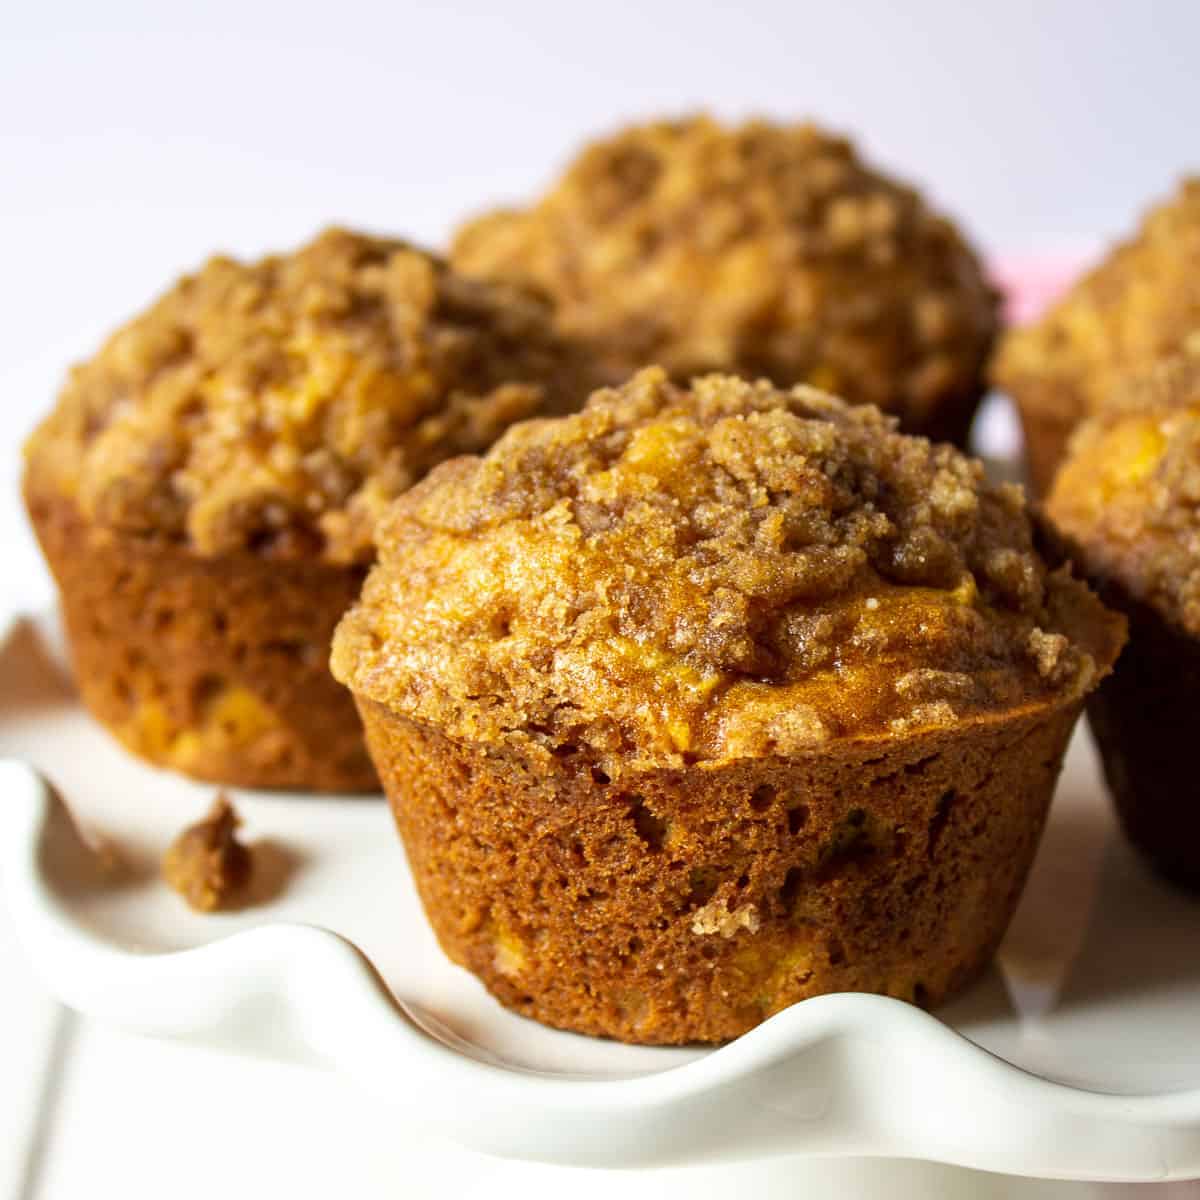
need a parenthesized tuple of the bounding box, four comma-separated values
(988, 254, 1095, 325)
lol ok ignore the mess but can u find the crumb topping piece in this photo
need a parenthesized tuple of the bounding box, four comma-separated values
(163, 794, 251, 913)
(334, 369, 1111, 774)
(994, 178, 1200, 428)
(25, 229, 578, 564)
(452, 116, 997, 432)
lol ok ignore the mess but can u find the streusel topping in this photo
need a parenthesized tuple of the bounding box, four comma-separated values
(25, 229, 579, 563)
(1048, 367, 1200, 637)
(452, 116, 997, 435)
(335, 369, 1111, 773)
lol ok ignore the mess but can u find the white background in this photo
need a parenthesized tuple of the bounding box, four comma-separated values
(4, 0, 1200, 609)
(3, 3, 1200, 1196)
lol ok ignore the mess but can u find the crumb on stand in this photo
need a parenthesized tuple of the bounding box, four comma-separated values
(163, 793, 252, 912)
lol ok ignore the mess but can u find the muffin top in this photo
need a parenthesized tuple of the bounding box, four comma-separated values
(24, 228, 578, 564)
(994, 179, 1200, 429)
(1046, 357, 1200, 637)
(451, 116, 998, 436)
(334, 369, 1118, 775)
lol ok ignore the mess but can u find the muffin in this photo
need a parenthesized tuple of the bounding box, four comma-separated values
(1045, 362, 1200, 887)
(333, 367, 1123, 1043)
(452, 116, 999, 445)
(24, 229, 579, 791)
(993, 178, 1200, 494)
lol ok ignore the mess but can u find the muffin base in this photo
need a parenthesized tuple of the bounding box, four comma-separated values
(27, 490, 375, 792)
(1086, 595, 1200, 890)
(908, 381, 988, 450)
(358, 695, 1082, 1044)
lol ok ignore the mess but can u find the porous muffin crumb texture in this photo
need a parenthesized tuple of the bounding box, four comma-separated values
(358, 689, 1083, 1041)
(25, 229, 577, 564)
(1047, 373, 1200, 638)
(994, 179, 1200, 485)
(335, 368, 1108, 777)
(25, 489, 377, 791)
(452, 116, 997, 440)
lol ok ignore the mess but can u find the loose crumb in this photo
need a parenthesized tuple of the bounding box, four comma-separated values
(163, 793, 252, 912)
(1027, 627, 1071, 682)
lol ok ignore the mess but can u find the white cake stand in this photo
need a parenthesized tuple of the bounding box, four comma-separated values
(2, 613, 1198, 1197)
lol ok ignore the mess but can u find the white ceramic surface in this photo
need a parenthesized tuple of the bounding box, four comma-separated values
(2, 613, 1200, 1182)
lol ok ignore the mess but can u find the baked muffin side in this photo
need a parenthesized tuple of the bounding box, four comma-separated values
(993, 179, 1200, 494)
(25, 229, 581, 791)
(335, 369, 1123, 1041)
(452, 116, 999, 445)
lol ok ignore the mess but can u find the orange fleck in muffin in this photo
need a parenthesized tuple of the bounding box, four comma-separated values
(994, 179, 1200, 494)
(1046, 357, 1200, 887)
(333, 367, 1122, 1043)
(452, 116, 999, 445)
(24, 229, 579, 791)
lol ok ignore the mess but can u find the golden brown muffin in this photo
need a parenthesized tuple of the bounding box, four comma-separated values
(24, 228, 580, 791)
(452, 116, 999, 446)
(994, 179, 1200, 494)
(333, 368, 1123, 1043)
(1046, 367, 1200, 887)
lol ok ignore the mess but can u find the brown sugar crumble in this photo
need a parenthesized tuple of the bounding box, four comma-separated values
(1047, 384, 1200, 638)
(994, 179, 1200, 485)
(163, 794, 252, 913)
(997, 179, 1200, 425)
(333, 368, 1109, 778)
(452, 116, 998, 440)
(25, 228, 579, 565)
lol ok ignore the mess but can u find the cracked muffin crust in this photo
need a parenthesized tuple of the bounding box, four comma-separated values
(24, 228, 581, 790)
(27, 227, 579, 566)
(336, 369, 1112, 771)
(335, 370, 1123, 1042)
(452, 116, 999, 444)
(994, 179, 1200, 493)
(1047, 371, 1200, 886)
